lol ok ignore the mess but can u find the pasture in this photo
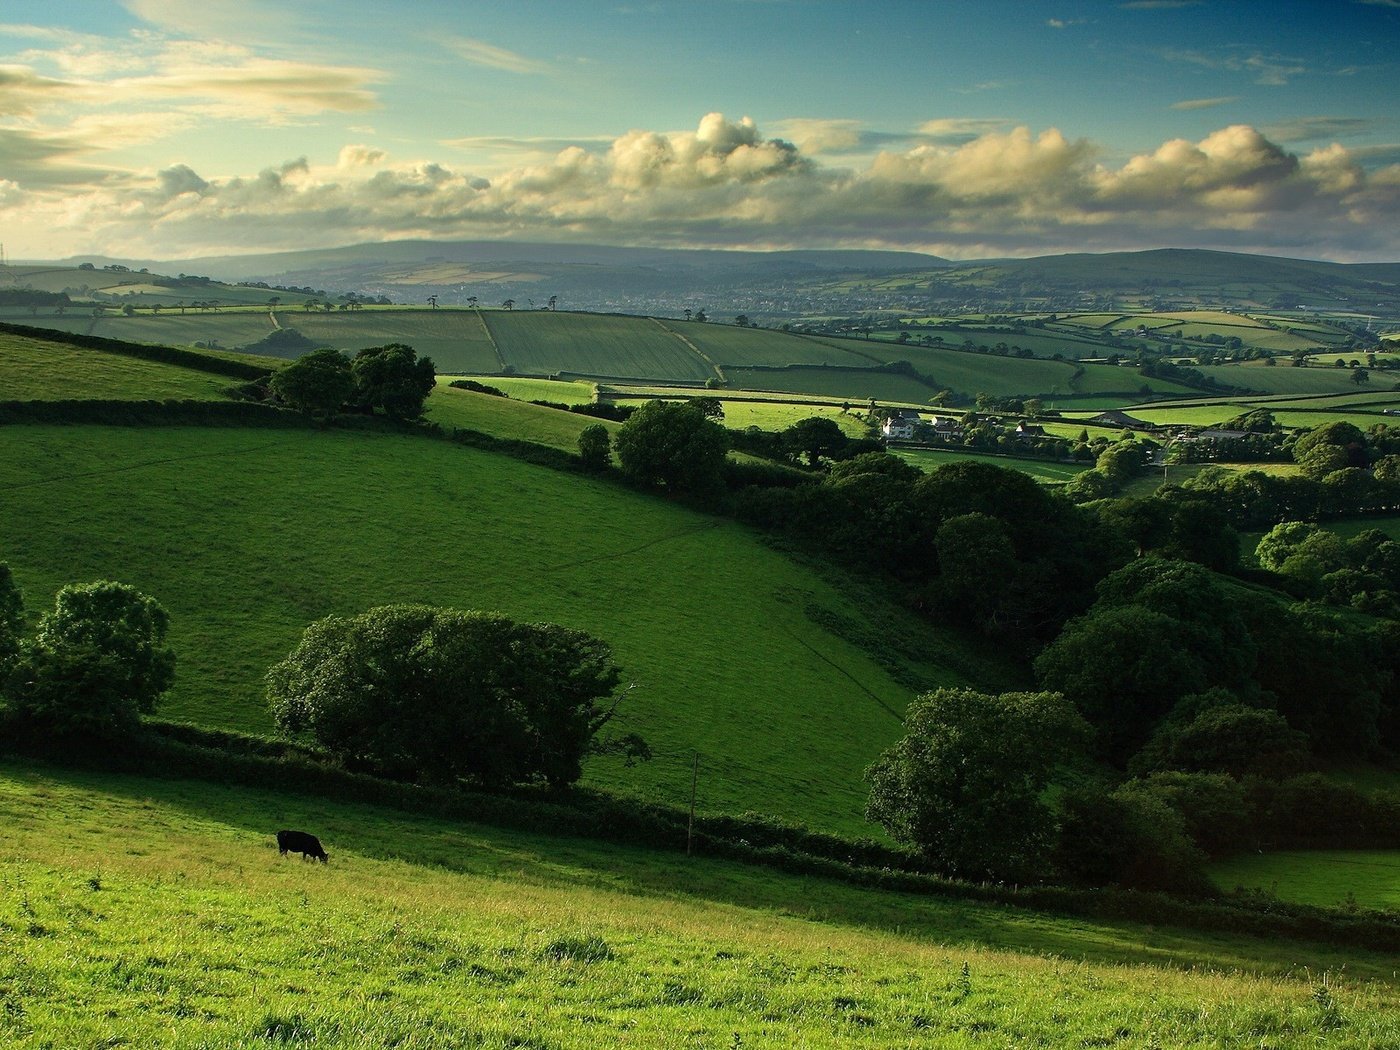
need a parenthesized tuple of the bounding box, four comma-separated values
(892, 448, 1089, 483)
(2, 763, 1398, 1048)
(484, 312, 715, 383)
(0, 334, 235, 401)
(0, 424, 976, 834)
(1210, 850, 1400, 912)
(424, 384, 616, 451)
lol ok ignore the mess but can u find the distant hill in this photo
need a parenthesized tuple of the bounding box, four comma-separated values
(29, 240, 949, 315)
(882, 248, 1400, 313)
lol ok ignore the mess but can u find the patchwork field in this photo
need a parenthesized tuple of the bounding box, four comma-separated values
(3, 764, 1398, 1048)
(892, 448, 1090, 483)
(483, 312, 715, 383)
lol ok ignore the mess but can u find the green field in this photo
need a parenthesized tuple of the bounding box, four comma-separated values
(424, 384, 616, 451)
(1196, 364, 1387, 396)
(283, 311, 502, 372)
(484, 312, 716, 383)
(0, 334, 236, 401)
(673, 322, 879, 368)
(1211, 850, 1400, 911)
(724, 366, 943, 403)
(4, 763, 1398, 1048)
(444, 376, 598, 405)
(0, 424, 978, 834)
(893, 448, 1091, 483)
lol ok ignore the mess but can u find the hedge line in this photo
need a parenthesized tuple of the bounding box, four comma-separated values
(0, 399, 312, 428)
(6, 724, 1399, 955)
(0, 321, 272, 380)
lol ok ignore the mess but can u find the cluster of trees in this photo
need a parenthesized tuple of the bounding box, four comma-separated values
(0, 568, 175, 737)
(1255, 521, 1400, 615)
(267, 605, 637, 788)
(0, 558, 633, 791)
(268, 343, 435, 420)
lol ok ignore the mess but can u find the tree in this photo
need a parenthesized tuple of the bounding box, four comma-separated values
(266, 606, 623, 788)
(614, 400, 728, 496)
(547, 295, 558, 311)
(734, 314, 750, 328)
(866, 688, 1088, 881)
(782, 416, 848, 468)
(577, 423, 612, 471)
(502, 299, 515, 310)
(426, 295, 438, 310)
(269, 347, 354, 417)
(5, 582, 174, 735)
(351, 343, 436, 420)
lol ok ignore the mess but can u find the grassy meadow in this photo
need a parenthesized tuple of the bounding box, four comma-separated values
(0, 334, 236, 401)
(893, 448, 1090, 483)
(1211, 850, 1400, 912)
(0, 423, 984, 834)
(424, 384, 617, 451)
(4, 763, 1399, 1048)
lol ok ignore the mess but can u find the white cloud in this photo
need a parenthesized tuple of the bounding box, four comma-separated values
(441, 37, 551, 75)
(1170, 96, 1238, 111)
(5, 113, 1400, 261)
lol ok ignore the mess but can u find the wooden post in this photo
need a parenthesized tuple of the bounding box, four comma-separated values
(687, 751, 699, 856)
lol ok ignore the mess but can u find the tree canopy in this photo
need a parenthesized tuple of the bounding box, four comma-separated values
(5, 581, 175, 735)
(351, 343, 436, 419)
(865, 687, 1088, 881)
(269, 347, 354, 417)
(267, 605, 624, 788)
(614, 399, 728, 496)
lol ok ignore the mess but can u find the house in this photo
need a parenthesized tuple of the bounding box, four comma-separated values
(929, 414, 965, 440)
(881, 411, 922, 440)
(1015, 422, 1048, 440)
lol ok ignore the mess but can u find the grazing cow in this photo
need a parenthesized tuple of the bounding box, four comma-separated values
(276, 829, 328, 863)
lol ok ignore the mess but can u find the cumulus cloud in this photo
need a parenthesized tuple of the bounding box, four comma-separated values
(5, 112, 1400, 261)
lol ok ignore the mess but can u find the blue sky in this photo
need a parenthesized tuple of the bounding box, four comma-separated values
(3, 0, 1399, 260)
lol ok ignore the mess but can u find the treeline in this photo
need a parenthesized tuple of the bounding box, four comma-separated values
(0, 290, 70, 308)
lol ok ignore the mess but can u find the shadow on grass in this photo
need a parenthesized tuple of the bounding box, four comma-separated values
(2, 757, 1393, 983)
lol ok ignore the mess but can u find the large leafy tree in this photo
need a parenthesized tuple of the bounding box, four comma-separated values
(614, 400, 728, 495)
(865, 687, 1088, 881)
(267, 605, 623, 788)
(5, 581, 175, 734)
(269, 347, 354, 417)
(351, 343, 436, 420)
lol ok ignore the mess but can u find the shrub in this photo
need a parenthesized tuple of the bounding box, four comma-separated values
(577, 424, 612, 471)
(1053, 784, 1212, 895)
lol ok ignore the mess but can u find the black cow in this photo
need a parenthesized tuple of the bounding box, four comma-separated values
(276, 829, 328, 863)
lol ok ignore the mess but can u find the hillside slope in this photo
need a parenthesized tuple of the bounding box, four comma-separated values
(8, 763, 1395, 1048)
(0, 424, 982, 833)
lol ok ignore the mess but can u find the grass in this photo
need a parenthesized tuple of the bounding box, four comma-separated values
(3, 762, 1399, 1048)
(444, 376, 598, 405)
(1210, 850, 1400, 911)
(0, 334, 236, 401)
(1196, 365, 1385, 396)
(424, 384, 615, 451)
(892, 447, 1091, 483)
(0, 424, 977, 834)
(484, 312, 715, 383)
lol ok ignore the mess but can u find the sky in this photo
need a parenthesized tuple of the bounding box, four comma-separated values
(2, 0, 1399, 263)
